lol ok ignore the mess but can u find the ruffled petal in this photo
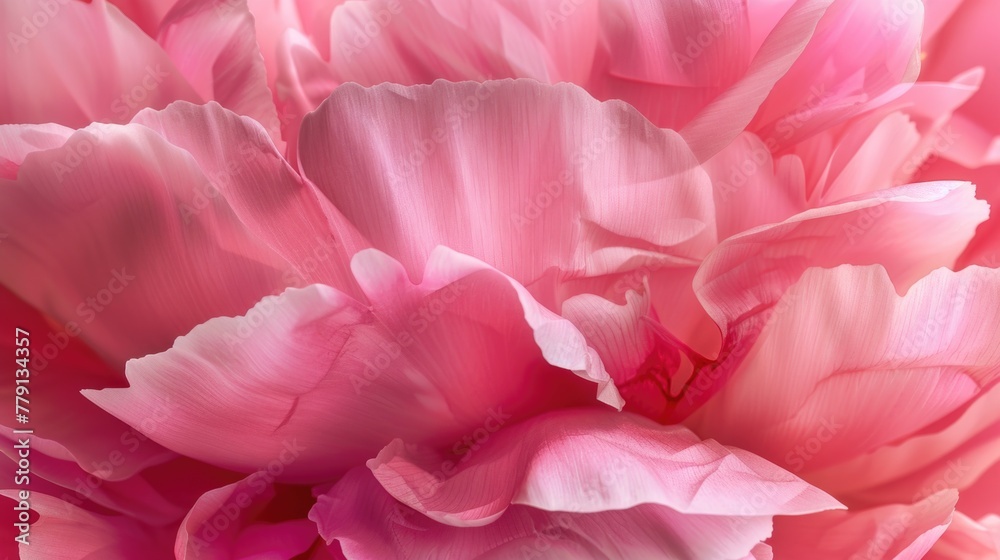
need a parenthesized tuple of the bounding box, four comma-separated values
(368, 408, 840, 526)
(85, 248, 620, 483)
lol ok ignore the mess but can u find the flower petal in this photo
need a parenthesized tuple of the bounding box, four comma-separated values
(313, 463, 826, 560)
(84, 248, 620, 482)
(0, 108, 301, 366)
(690, 265, 1000, 474)
(0, 0, 199, 127)
(157, 0, 283, 145)
(0, 491, 174, 560)
(368, 408, 841, 526)
(769, 491, 958, 559)
(176, 475, 317, 559)
(298, 79, 716, 287)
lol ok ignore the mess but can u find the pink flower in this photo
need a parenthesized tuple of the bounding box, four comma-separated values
(1, 1, 999, 559)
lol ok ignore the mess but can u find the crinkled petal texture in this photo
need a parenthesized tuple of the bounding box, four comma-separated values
(298, 78, 717, 287)
(313, 408, 841, 559)
(695, 181, 986, 343)
(85, 247, 621, 483)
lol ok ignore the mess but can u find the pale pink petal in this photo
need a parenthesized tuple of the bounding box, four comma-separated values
(746, 0, 797, 53)
(745, 543, 774, 560)
(560, 287, 657, 388)
(85, 248, 619, 483)
(326, 0, 599, 85)
(929, 512, 1000, 560)
(0, 110, 302, 366)
(274, 28, 338, 160)
(690, 265, 1000, 475)
(369, 408, 840, 526)
(0, 491, 174, 560)
(298, 79, 716, 288)
(245, 0, 307, 91)
(793, 70, 981, 203)
(0, 0, 199, 127)
(912, 160, 1000, 271)
(815, 112, 921, 202)
(176, 475, 317, 559)
(769, 491, 958, 559)
(0, 123, 73, 177)
(314, 463, 831, 560)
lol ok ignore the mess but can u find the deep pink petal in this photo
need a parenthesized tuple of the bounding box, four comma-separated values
(176, 475, 317, 559)
(0, 286, 174, 486)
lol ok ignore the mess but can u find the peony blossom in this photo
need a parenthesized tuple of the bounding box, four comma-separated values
(1, 1, 1000, 559)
